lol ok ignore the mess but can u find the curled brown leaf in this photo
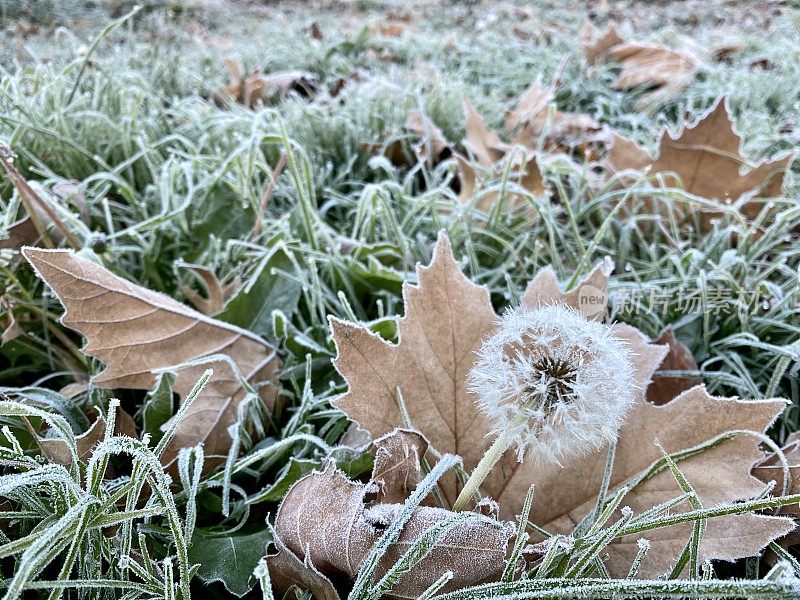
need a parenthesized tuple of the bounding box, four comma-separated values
(22, 248, 280, 468)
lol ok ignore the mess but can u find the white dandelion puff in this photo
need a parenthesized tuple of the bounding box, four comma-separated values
(468, 304, 638, 466)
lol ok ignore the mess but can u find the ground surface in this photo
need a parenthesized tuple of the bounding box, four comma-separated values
(1, 0, 799, 598)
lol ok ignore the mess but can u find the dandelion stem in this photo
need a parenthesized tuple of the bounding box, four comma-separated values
(452, 416, 523, 512)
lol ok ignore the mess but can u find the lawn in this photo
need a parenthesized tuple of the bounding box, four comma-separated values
(0, 0, 799, 598)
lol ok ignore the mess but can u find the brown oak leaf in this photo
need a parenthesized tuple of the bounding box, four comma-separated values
(330, 233, 794, 577)
(606, 97, 795, 229)
(22, 248, 280, 467)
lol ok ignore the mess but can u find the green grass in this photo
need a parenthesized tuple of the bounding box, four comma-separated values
(0, 0, 799, 597)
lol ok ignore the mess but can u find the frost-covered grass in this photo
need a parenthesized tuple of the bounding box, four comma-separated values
(0, 0, 799, 597)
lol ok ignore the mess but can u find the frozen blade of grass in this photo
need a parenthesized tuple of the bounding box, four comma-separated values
(177, 445, 203, 543)
(90, 508, 165, 529)
(153, 369, 212, 459)
(502, 484, 534, 582)
(418, 571, 455, 600)
(565, 508, 633, 578)
(617, 493, 800, 538)
(64, 6, 141, 105)
(365, 513, 475, 600)
(88, 437, 192, 600)
(254, 556, 275, 600)
(626, 539, 651, 579)
(21, 579, 161, 594)
(432, 577, 800, 599)
(533, 535, 568, 579)
(768, 543, 800, 576)
(0, 401, 78, 468)
(574, 441, 617, 538)
(2, 500, 90, 600)
(655, 440, 705, 579)
(349, 453, 460, 598)
(587, 484, 630, 537)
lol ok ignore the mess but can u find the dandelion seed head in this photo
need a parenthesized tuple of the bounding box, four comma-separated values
(468, 305, 637, 465)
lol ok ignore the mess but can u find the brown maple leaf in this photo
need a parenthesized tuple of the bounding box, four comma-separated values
(646, 327, 702, 405)
(580, 22, 701, 108)
(330, 233, 794, 577)
(754, 433, 800, 516)
(607, 97, 795, 228)
(580, 21, 625, 64)
(330, 233, 497, 506)
(22, 248, 280, 467)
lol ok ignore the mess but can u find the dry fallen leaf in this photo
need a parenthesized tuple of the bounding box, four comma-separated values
(372, 429, 428, 504)
(711, 42, 744, 62)
(580, 22, 700, 107)
(520, 256, 613, 320)
(463, 98, 512, 167)
(580, 21, 625, 64)
(330, 234, 497, 507)
(0, 216, 39, 250)
(216, 59, 319, 108)
(30, 408, 137, 466)
(458, 99, 546, 212)
(456, 152, 544, 213)
(372, 21, 407, 38)
(331, 235, 608, 505)
(179, 264, 240, 316)
(267, 533, 341, 600)
(646, 327, 702, 406)
(22, 248, 280, 467)
(606, 97, 796, 227)
(505, 78, 608, 158)
(754, 434, 800, 516)
(1, 297, 23, 345)
(0, 151, 71, 249)
(405, 110, 451, 165)
(331, 233, 794, 577)
(272, 459, 514, 598)
(609, 42, 699, 101)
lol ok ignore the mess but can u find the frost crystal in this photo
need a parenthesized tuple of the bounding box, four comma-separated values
(468, 305, 637, 465)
